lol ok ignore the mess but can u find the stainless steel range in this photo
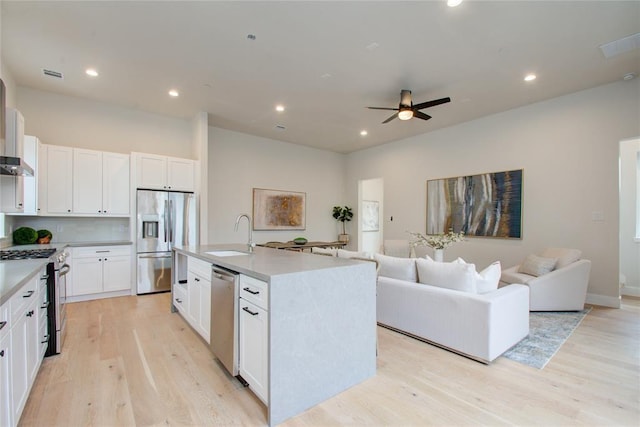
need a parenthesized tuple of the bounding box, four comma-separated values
(0, 248, 70, 355)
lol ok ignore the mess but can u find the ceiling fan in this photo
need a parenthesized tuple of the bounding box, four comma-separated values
(367, 90, 451, 124)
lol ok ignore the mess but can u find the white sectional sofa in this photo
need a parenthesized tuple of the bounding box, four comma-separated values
(375, 254, 530, 363)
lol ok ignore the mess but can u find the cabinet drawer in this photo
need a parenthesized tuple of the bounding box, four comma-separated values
(173, 284, 187, 314)
(239, 275, 268, 310)
(73, 245, 131, 258)
(10, 277, 38, 325)
(188, 257, 211, 279)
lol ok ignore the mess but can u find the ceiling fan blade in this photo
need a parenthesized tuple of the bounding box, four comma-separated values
(367, 106, 399, 111)
(413, 97, 451, 111)
(413, 111, 432, 121)
(382, 112, 399, 124)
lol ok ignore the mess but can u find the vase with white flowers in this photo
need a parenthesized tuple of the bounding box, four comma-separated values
(408, 228, 465, 262)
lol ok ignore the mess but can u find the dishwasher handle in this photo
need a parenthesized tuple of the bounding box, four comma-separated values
(212, 267, 237, 282)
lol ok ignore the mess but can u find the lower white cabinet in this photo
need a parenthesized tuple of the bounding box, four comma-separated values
(185, 257, 212, 343)
(70, 246, 132, 297)
(3, 268, 46, 427)
(0, 332, 12, 427)
(238, 274, 269, 404)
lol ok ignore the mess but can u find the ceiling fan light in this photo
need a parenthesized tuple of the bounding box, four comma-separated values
(398, 110, 413, 120)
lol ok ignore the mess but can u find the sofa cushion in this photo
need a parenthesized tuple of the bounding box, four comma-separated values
(500, 269, 535, 285)
(416, 257, 477, 293)
(476, 261, 502, 294)
(518, 254, 557, 277)
(374, 253, 417, 282)
(337, 249, 372, 259)
(540, 248, 581, 269)
(311, 247, 337, 256)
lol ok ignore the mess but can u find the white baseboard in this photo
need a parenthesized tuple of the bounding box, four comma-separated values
(586, 292, 621, 308)
(66, 289, 132, 303)
(621, 287, 640, 297)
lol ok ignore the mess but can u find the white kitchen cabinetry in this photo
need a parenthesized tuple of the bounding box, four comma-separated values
(70, 246, 132, 298)
(0, 332, 12, 427)
(1, 135, 40, 215)
(73, 149, 130, 216)
(0, 173, 24, 213)
(185, 257, 212, 343)
(238, 274, 269, 404)
(7, 268, 46, 427)
(44, 145, 74, 214)
(134, 152, 195, 192)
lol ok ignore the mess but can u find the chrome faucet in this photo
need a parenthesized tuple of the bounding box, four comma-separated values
(234, 213, 254, 252)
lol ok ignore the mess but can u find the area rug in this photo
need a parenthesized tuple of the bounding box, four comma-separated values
(503, 308, 591, 369)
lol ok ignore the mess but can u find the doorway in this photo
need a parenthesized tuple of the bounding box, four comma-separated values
(619, 138, 640, 297)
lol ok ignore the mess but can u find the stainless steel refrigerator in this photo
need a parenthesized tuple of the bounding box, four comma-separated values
(136, 189, 197, 294)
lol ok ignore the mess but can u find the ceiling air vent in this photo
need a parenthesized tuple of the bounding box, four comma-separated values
(274, 124, 286, 131)
(42, 69, 64, 79)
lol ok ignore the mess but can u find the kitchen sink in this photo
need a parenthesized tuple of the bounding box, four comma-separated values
(206, 250, 249, 257)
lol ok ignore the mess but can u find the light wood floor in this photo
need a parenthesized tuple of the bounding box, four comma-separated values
(19, 294, 640, 426)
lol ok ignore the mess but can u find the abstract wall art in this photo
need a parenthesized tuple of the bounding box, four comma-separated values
(426, 169, 523, 239)
(362, 200, 379, 232)
(253, 188, 306, 230)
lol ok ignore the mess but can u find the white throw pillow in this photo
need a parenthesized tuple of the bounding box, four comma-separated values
(416, 257, 477, 293)
(311, 247, 337, 256)
(337, 249, 372, 259)
(374, 253, 417, 282)
(540, 248, 581, 269)
(476, 261, 501, 294)
(518, 254, 557, 277)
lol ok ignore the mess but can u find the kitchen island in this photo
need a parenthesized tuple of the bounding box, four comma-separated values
(172, 244, 377, 426)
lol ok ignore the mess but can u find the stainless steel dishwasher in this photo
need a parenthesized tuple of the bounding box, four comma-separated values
(209, 266, 240, 376)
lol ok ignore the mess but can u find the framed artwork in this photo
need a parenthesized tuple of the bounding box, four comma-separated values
(426, 169, 523, 239)
(253, 188, 306, 230)
(362, 200, 379, 232)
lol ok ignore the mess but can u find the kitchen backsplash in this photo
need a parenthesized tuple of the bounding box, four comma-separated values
(10, 216, 130, 243)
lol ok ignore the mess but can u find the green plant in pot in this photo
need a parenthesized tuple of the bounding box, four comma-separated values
(332, 206, 353, 243)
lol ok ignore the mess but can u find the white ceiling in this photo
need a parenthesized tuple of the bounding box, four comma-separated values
(2, 1, 639, 154)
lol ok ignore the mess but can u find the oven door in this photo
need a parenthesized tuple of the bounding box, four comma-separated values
(47, 262, 70, 356)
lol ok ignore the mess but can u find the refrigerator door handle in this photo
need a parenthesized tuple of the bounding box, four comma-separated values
(169, 199, 174, 245)
(164, 200, 169, 243)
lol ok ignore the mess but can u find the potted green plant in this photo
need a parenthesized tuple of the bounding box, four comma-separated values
(332, 206, 353, 243)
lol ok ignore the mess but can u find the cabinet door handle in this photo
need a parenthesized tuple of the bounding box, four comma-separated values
(0, 321, 6, 331)
(175, 298, 182, 304)
(0, 350, 4, 357)
(26, 310, 35, 317)
(194, 277, 200, 282)
(40, 274, 49, 281)
(178, 280, 187, 284)
(243, 287, 259, 295)
(41, 301, 50, 310)
(41, 335, 49, 344)
(23, 290, 35, 298)
(242, 306, 259, 316)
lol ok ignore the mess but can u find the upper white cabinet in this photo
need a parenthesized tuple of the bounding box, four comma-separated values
(134, 152, 195, 192)
(39, 145, 129, 216)
(44, 145, 74, 214)
(73, 148, 129, 215)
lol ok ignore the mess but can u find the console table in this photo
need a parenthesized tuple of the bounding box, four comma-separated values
(258, 241, 347, 252)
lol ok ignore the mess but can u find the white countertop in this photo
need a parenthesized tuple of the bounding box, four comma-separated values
(173, 244, 359, 281)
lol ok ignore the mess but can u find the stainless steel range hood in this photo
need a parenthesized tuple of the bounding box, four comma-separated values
(0, 78, 34, 176)
(0, 155, 34, 176)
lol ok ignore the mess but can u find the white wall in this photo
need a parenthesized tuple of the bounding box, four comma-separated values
(207, 127, 346, 245)
(17, 87, 192, 157)
(619, 138, 640, 296)
(346, 80, 640, 307)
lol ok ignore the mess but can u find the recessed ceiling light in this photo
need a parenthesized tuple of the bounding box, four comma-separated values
(360, 130, 368, 136)
(247, 34, 256, 41)
(524, 74, 537, 82)
(168, 89, 179, 97)
(275, 105, 285, 112)
(85, 68, 98, 77)
(447, 0, 463, 7)
(623, 73, 636, 81)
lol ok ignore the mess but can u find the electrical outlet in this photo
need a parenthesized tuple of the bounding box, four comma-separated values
(591, 211, 604, 222)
